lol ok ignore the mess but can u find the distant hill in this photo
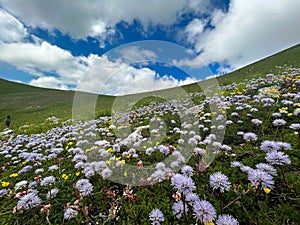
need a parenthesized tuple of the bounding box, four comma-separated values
(0, 43, 299, 130)
(183, 43, 300, 93)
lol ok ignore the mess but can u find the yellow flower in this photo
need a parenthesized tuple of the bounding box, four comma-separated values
(75, 172, 80, 176)
(264, 188, 271, 194)
(116, 157, 121, 161)
(121, 160, 126, 165)
(126, 154, 132, 159)
(10, 173, 19, 178)
(106, 160, 111, 165)
(107, 148, 113, 153)
(143, 146, 147, 149)
(1, 181, 10, 187)
(85, 149, 90, 153)
(205, 222, 215, 225)
(62, 174, 69, 180)
(68, 141, 73, 146)
(124, 172, 128, 177)
(22, 161, 27, 165)
(287, 113, 293, 117)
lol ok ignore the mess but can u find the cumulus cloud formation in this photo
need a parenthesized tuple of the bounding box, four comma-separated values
(183, 0, 300, 70)
(29, 76, 69, 90)
(116, 46, 157, 65)
(0, 41, 87, 83)
(0, 0, 206, 39)
(77, 55, 197, 95)
(0, 8, 27, 43)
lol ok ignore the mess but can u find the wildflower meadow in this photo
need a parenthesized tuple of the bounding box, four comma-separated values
(0, 66, 300, 224)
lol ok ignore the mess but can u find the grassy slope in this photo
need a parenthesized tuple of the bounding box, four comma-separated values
(0, 81, 115, 130)
(0, 43, 299, 130)
(183, 43, 300, 93)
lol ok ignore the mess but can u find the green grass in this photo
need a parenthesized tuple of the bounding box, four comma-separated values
(0, 43, 299, 131)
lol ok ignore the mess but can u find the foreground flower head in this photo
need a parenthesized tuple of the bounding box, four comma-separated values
(209, 172, 231, 193)
(265, 151, 291, 165)
(243, 132, 258, 142)
(248, 169, 274, 189)
(172, 201, 188, 219)
(75, 179, 93, 196)
(64, 207, 78, 220)
(149, 208, 164, 225)
(290, 123, 300, 130)
(171, 174, 196, 195)
(193, 200, 217, 223)
(216, 214, 239, 225)
(17, 192, 42, 210)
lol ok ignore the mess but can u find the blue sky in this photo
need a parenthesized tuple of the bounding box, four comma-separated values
(0, 0, 299, 95)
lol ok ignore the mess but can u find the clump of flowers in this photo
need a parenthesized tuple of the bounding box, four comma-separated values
(16, 192, 42, 211)
(75, 179, 93, 197)
(149, 208, 164, 225)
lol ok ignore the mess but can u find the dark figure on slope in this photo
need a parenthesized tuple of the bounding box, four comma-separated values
(6, 115, 11, 128)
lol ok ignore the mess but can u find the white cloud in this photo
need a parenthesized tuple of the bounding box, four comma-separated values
(0, 41, 88, 84)
(187, 0, 300, 70)
(29, 76, 69, 90)
(0, 0, 213, 41)
(0, 8, 27, 43)
(116, 46, 157, 64)
(184, 18, 206, 45)
(77, 55, 197, 95)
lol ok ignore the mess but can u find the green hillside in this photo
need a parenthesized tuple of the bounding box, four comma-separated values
(0, 43, 299, 131)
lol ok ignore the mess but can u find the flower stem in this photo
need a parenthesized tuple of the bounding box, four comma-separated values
(280, 167, 289, 188)
(219, 191, 223, 214)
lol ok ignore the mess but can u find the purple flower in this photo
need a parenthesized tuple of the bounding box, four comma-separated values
(231, 161, 242, 168)
(256, 163, 277, 176)
(272, 112, 282, 117)
(75, 179, 93, 196)
(216, 214, 239, 225)
(48, 165, 59, 172)
(41, 176, 55, 186)
(265, 151, 291, 165)
(277, 142, 291, 150)
(181, 165, 194, 177)
(247, 169, 274, 189)
(149, 209, 164, 225)
(172, 201, 188, 219)
(243, 132, 258, 142)
(193, 147, 205, 156)
(18, 165, 32, 174)
(171, 174, 196, 195)
(209, 172, 231, 193)
(186, 192, 200, 206)
(261, 98, 275, 107)
(101, 167, 113, 180)
(290, 123, 300, 130)
(251, 119, 263, 125)
(84, 165, 95, 178)
(46, 188, 59, 199)
(64, 208, 78, 220)
(0, 189, 8, 197)
(152, 169, 167, 183)
(158, 145, 169, 155)
(146, 147, 155, 155)
(260, 141, 280, 152)
(193, 200, 217, 223)
(273, 119, 286, 126)
(17, 192, 42, 210)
